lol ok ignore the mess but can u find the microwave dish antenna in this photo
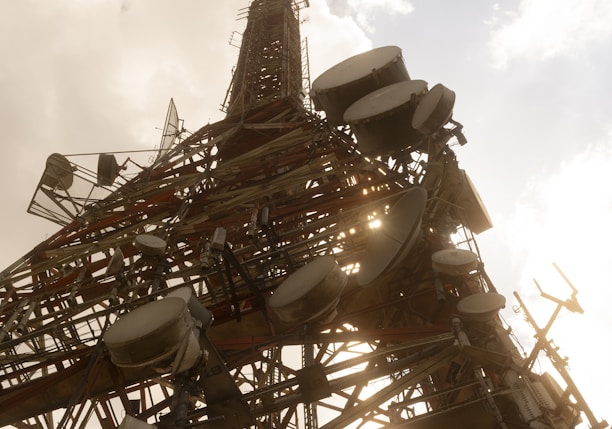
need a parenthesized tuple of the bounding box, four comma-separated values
(97, 153, 127, 186)
(4, 2, 606, 428)
(357, 187, 427, 287)
(28, 151, 134, 225)
(310, 45, 410, 125)
(41, 153, 75, 190)
(154, 98, 182, 163)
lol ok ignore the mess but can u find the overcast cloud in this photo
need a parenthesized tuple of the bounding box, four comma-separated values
(488, 0, 612, 68)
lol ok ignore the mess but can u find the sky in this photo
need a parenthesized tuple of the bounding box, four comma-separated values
(1, 0, 611, 426)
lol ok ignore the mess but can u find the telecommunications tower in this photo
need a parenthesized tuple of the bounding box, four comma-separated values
(0, 1, 607, 428)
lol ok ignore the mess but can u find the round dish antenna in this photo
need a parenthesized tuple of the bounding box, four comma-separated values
(412, 83, 456, 135)
(310, 46, 410, 125)
(103, 297, 199, 369)
(431, 248, 478, 276)
(269, 256, 347, 325)
(41, 153, 74, 190)
(344, 80, 428, 155)
(134, 234, 167, 257)
(357, 187, 427, 287)
(456, 292, 506, 321)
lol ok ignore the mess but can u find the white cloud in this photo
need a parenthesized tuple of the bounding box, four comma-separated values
(347, 0, 413, 32)
(0, 0, 368, 267)
(497, 138, 612, 420)
(302, 0, 373, 78)
(505, 140, 612, 293)
(0, 0, 244, 266)
(476, 135, 612, 425)
(303, 0, 415, 79)
(323, 0, 413, 33)
(488, 0, 612, 68)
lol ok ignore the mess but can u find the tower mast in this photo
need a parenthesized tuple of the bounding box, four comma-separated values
(0, 1, 606, 428)
(224, 0, 307, 117)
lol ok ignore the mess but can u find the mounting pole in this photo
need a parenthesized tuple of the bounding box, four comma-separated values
(514, 263, 608, 429)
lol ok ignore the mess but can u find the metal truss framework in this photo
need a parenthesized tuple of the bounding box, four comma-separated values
(0, 1, 606, 428)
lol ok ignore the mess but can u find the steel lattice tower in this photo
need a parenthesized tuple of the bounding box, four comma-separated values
(0, 1, 606, 429)
(225, 0, 305, 117)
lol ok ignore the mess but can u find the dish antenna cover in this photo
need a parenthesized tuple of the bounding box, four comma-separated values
(103, 297, 202, 371)
(456, 292, 506, 321)
(344, 80, 428, 155)
(357, 187, 427, 287)
(269, 256, 347, 325)
(310, 46, 410, 125)
(431, 248, 478, 276)
(134, 234, 167, 257)
(412, 83, 456, 135)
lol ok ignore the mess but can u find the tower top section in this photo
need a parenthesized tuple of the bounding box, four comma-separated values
(224, 0, 309, 118)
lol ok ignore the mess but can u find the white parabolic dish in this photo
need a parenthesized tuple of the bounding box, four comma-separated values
(269, 256, 347, 324)
(431, 248, 478, 276)
(411, 83, 456, 135)
(134, 234, 167, 256)
(357, 187, 427, 287)
(456, 292, 506, 321)
(310, 46, 410, 124)
(344, 80, 428, 122)
(312, 46, 405, 91)
(104, 297, 193, 367)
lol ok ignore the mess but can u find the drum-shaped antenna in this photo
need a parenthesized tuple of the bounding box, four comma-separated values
(310, 46, 410, 125)
(269, 256, 347, 325)
(431, 248, 478, 276)
(103, 297, 195, 368)
(412, 83, 456, 135)
(344, 80, 428, 155)
(134, 234, 167, 257)
(97, 153, 121, 186)
(41, 153, 74, 190)
(456, 292, 506, 321)
(357, 187, 427, 287)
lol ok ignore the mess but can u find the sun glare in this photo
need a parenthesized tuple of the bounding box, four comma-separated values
(369, 219, 382, 229)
